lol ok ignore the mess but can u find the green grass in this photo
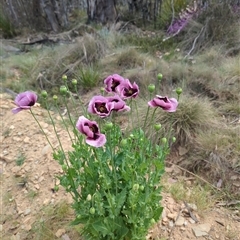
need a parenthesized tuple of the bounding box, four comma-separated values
(15, 152, 26, 166)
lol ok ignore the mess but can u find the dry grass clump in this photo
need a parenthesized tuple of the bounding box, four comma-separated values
(143, 95, 218, 147)
(31, 33, 106, 92)
(115, 47, 145, 69)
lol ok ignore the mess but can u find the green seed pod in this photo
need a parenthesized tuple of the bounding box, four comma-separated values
(120, 139, 128, 147)
(140, 185, 144, 191)
(133, 184, 139, 191)
(54, 185, 59, 192)
(148, 84, 155, 93)
(157, 73, 163, 81)
(161, 137, 167, 144)
(154, 124, 162, 131)
(172, 136, 176, 143)
(150, 218, 156, 225)
(62, 75, 67, 81)
(105, 122, 113, 130)
(176, 87, 183, 96)
(53, 95, 58, 101)
(41, 90, 48, 98)
(72, 79, 77, 85)
(60, 86, 68, 95)
(87, 194, 92, 201)
(89, 207, 95, 214)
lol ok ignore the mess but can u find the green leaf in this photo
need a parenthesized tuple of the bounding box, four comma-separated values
(115, 188, 127, 215)
(92, 219, 110, 237)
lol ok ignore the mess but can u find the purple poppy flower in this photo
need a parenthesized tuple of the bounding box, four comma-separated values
(107, 95, 130, 112)
(76, 116, 106, 147)
(88, 95, 114, 118)
(104, 74, 125, 93)
(12, 91, 38, 114)
(117, 79, 139, 99)
(148, 95, 178, 112)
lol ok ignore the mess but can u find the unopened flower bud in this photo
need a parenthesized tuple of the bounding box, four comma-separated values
(161, 137, 167, 144)
(87, 194, 92, 201)
(41, 90, 48, 98)
(100, 87, 105, 94)
(89, 207, 95, 214)
(105, 122, 113, 130)
(176, 87, 182, 96)
(72, 79, 77, 85)
(129, 134, 134, 139)
(172, 136, 176, 143)
(154, 124, 162, 131)
(53, 95, 58, 101)
(60, 86, 68, 95)
(140, 185, 144, 191)
(150, 218, 156, 225)
(120, 139, 128, 147)
(157, 73, 163, 81)
(62, 75, 67, 81)
(133, 184, 139, 191)
(148, 84, 155, 93)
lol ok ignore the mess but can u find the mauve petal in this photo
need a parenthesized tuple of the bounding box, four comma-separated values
(15, 91, 37, 107)
(148, 100, 158, 107)
(76, 116, 95, 138)
(12, 107, 23, 114)
(104, 74, 125, 92)
(86, 133, 106, 147)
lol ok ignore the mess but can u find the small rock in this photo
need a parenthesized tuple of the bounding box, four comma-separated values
(167, 213, 176, 220)
(189, 218, 196, 224)
(9, 125, 15, 130)
(55, 228, 66, 238)
(192, 223, 211, 237)
(188, 203, 197, 211)
(13, 137, 21, 142)
(175, 216, 185, 226)
(23, 137, 30, 143)
(169, 220, 174, 228)
(24, 209, 31, 216)
(62, 234, 71, 240)
(43, 199, 50, 205)
(25, 224, 32, 231)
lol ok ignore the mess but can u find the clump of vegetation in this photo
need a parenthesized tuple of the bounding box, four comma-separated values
(15, 152, 26, 166)
(0, 8, 16, 38)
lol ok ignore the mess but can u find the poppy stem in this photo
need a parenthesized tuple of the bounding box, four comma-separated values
(29, 109, 54, 151)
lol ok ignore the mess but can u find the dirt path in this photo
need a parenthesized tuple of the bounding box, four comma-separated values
(1, 94, 240, 240)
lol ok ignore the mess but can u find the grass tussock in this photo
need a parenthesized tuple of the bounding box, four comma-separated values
(163, 177, 213, 212)
(144, 96, 219, 147)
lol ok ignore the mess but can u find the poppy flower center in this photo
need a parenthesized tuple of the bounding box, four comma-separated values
(124, 88, 137, 97)
(89, 125, 98, 133)
(111, 80, 120, 91)
(95, 103, 108, 113)
(29, 100, 35, 106)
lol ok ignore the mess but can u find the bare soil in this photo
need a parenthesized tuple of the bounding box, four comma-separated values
(1, 94, 240, 240)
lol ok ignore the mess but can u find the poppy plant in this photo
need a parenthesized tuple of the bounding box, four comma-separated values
(12, 91, 38, 114)
(148, 95, 178, 112)
(104, 74, 125, 93)
(76, 116, 106, 147)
